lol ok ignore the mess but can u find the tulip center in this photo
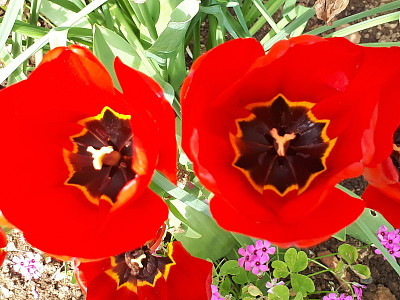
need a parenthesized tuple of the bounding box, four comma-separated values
(63, 106, 136, 205)
(105, 245, 175, 289)
(231, 94, 335, 196)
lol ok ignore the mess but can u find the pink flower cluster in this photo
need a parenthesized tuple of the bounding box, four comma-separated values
(12, 252, 43, 280)
(322, 293, 352, 300)
(374, 225, 400, 260)
(238, 240, 276, 275)
(210, 285, 224, 300)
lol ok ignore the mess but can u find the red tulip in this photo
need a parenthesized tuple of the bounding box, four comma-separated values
(0, 45, 176, 259)
(180, 36, 399, 246)
(76, 241, 212, 300)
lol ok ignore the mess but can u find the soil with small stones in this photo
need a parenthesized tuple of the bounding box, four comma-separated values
(0, 230, 84, 300)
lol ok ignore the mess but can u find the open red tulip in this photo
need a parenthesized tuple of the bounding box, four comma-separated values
(0, 45, 176, 259)
(180, 36, 400, 247)
(75, 241, 212, 300)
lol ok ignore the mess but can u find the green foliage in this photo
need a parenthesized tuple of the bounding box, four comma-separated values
(284, 248, 308, 272)
(268, 285, 289, 300)
(272, 260, 289, 278)
(338, 244, 358, 265)
(290, 274, 315, 295)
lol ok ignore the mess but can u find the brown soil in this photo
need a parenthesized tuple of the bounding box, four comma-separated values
(307, 236, 400, 299)
(0, 230, 84, 300)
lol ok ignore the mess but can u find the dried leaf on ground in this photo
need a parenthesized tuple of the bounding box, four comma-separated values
(315, 0, 349, 25)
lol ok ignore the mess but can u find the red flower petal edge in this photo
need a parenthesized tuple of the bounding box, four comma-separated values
(0, 227, 7, 266)
(180, 36, 399, 246)
(76, 241, 212, 300)
(0, 45, 176, 259)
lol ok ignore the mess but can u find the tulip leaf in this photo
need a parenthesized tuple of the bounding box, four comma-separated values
(338, 244, 358, 265)
(93, 25, 147, 89)
(147, 0, 199, 58)
(169, 199, 236, 260)
(41, 0, 90, 27)
(290, 274, 315, 295)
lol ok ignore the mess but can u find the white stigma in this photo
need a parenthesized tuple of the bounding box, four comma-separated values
(87, 146, 114, 170)
(130, 253, 146, 268)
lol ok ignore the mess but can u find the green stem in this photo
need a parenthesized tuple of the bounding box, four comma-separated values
(193, 19, 201, 61)
(139, 3, 159, 41)
(241, 0, 252, 15)
(307, 268, 332, 277)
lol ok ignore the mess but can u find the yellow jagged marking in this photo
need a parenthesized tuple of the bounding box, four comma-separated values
(231, 94, 336, 196)
(63, 106, 131, 206)
(105, 243, 177, 293)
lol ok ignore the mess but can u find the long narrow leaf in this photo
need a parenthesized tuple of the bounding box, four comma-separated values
(0, 0, 25, 55)
(0, 0, 107, 83)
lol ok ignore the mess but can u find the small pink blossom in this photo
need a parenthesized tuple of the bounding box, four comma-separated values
(250, 254, 269, 275)
(211, 285, 224, 300)
(255, 240, 276, 259)
(12, 252, 43, 280)
(352, 283, 366, 300)
(265, 278, 285, 293)
(322, 293, 351, 300)
(238, 245, 257, 271)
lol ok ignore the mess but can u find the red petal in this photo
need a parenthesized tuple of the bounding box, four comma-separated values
(362, 158, 400, 227)
(114, 58, 177, 184)
(210, 186, 364, 247)
(0, 227, 6, 248)
(363, 185, 400, 228)
(181, 38, 264, 183)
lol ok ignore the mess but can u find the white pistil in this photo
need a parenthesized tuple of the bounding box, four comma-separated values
(130, 253, 146, 268)
(87, 146, 114, 170)
(270, 128, 296, 156)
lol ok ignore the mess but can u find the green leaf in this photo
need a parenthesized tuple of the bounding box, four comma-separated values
(293, 291, 304, 300)
(290, 274, 315, 295)
(147, 0, 199, 58)
(170, 199, 236, 260)
(268, 285, 289, 300)
(338, 244, 358, 265)
(220, 260, 241, 276)
(351, 264, 371, 279)
(219, 276, 233, 295)
(284, 248, 308, 272)
(232, 267, 248, 284)
(248, 285, 263, 297)
(333, 228, 347, 242)
(93, 25, 150, 90)
(0, 0, 107, 83)
(334, 259, 346, 275)
(272, 260, 289, 278)
(0, 0, 24, 54)
(41, 0, 90, 27)
(346, 208, 393, 243)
